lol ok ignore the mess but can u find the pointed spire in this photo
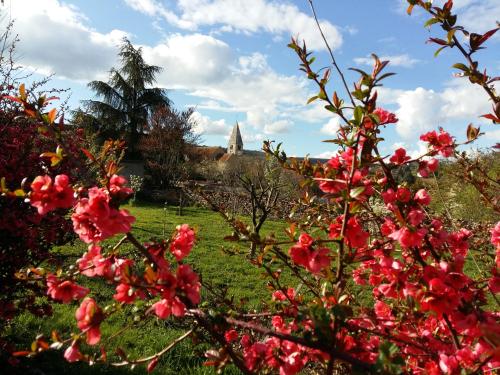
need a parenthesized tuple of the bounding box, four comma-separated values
(227, 122, 243, 154)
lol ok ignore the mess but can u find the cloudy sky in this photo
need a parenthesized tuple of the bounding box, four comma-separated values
(1, 0, 499, 158)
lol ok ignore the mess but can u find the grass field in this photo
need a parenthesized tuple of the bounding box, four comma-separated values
(7, 202, 287, 375)
(6, 201, 496, 375)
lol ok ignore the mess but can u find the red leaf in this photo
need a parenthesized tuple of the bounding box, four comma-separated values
(1, 95, 23, 104)
(47, 108, 57, 124)
(477, 27, 499, 48)
(480, 113, 500, 123)
(81, 148, 95, 161)
(12, 351, 31, 357)
(147, 357, 159, 373)
(427, 37, 448, 46)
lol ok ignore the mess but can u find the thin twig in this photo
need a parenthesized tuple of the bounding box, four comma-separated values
(111, 328, 194, 366)
(306, 0, 356, 107)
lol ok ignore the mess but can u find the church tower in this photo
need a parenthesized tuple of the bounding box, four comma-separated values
(227, 122, 243, 155)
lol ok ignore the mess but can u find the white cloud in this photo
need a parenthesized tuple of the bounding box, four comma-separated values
(4, 0, 125, 82)
(141, 33, 233, 88)
(484, 129, 500, 142)
(449, 0, 500, 34)
(394, 87, 445, 139)
(400, 1, 500, 35)
(379, 80, 497, 140)
(123, 0, 195, 29)
(124, 0, 343, 51)
(264, 119, 291, 134)
(190, 111, 229, 135)
(141, 33, 309, 137)
(314, 151, 336, 159)
(320, 117, 341, 135)
(354, 54, 419, 68)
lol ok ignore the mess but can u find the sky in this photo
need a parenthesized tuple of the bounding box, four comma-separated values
(1, 0, 499, 158)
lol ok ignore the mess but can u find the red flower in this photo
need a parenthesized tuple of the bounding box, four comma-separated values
(330, 216, 369, 249)
(344, 216, 370, 248)
(396, 187, 411, 203)
(491, 222, 500, 249)
(307, 248, 331, 274)
(420, 129, 454, 157)
(170, 224, 195, 261)
(407, 209, 425, 226)
(289, 244, 309, 268)
(418, 158, 439, 177)
(64, 342, 83, 363)
(151, 296, 186, 319)
(75, 297, 103, 345)
(225, 329, 239, 343)
(72, 187, 135, 243)
(414, 189, 431, 206)
(389, 227, 426, 248)
(77, 244, 113, 278)
(176, 264, 201, 305)
(109, 174, 133, 201)
(46, 274, 89, 303)
(389, 148, 410, 165)
(113, 283, 144, 304)
(30, 174, 74, 215)
(373, 108, 398, 125)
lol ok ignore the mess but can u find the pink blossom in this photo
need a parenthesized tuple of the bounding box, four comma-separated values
(109, 174, 133, 201)
(152, 297, 186, 319)
(373, 108, 398, 125)
(420, 129, 454, 157)
(491, 222, 500, 249)
(330, 216, 369, 249)
(170, 224, 195, 261)
(113, 283, 143, 304)
(176, 264, 201, 305)
(389, 227, 426, 248)
(76, 244, 113, 277)
(396, 187, 411, 203)
(72, 187, 135, 243)
(46, 274, 89, 303)
(225, 329, 239, 343)
(64, 342, 83, 363)
(414, 189, 431, 206)
(439, 354, 459, 374)
(30, 174, 74, 215)
(407, 209, 425, 226)
(75, 298, 103, 345)
(389, 148, 410, 165)
(307, 248, 331, 274)
(418, 158, 439, 177)
(344, 216, 370, 248)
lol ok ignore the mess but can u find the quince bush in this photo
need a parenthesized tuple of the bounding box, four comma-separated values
(1, 1, 499, 374)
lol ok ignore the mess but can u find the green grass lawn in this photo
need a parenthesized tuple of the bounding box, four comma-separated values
(7, 202, 288, 375)
(6, 201, 496, 375)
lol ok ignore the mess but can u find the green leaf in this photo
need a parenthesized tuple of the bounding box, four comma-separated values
(424, 18, 439, 28)
(306, 95, 318, 104)
(452, 63, 469, 72)
(350, 186, 365, 199)
(353, 106, 364, 125)
(434, 45, 448, 57)
(324, 104, 338, 113)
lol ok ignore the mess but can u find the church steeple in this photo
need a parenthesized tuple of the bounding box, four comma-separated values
(227, 122, 243, 155)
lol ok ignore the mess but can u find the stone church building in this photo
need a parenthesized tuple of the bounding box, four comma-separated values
(227, 122, 243, 155)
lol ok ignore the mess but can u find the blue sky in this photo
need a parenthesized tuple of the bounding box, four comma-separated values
(2, 0, 499, 158)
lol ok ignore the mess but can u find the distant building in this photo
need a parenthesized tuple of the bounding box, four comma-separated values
(227, 122, 243, 155)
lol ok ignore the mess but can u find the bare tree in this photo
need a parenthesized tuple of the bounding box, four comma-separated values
(139, 105, 199, 189)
